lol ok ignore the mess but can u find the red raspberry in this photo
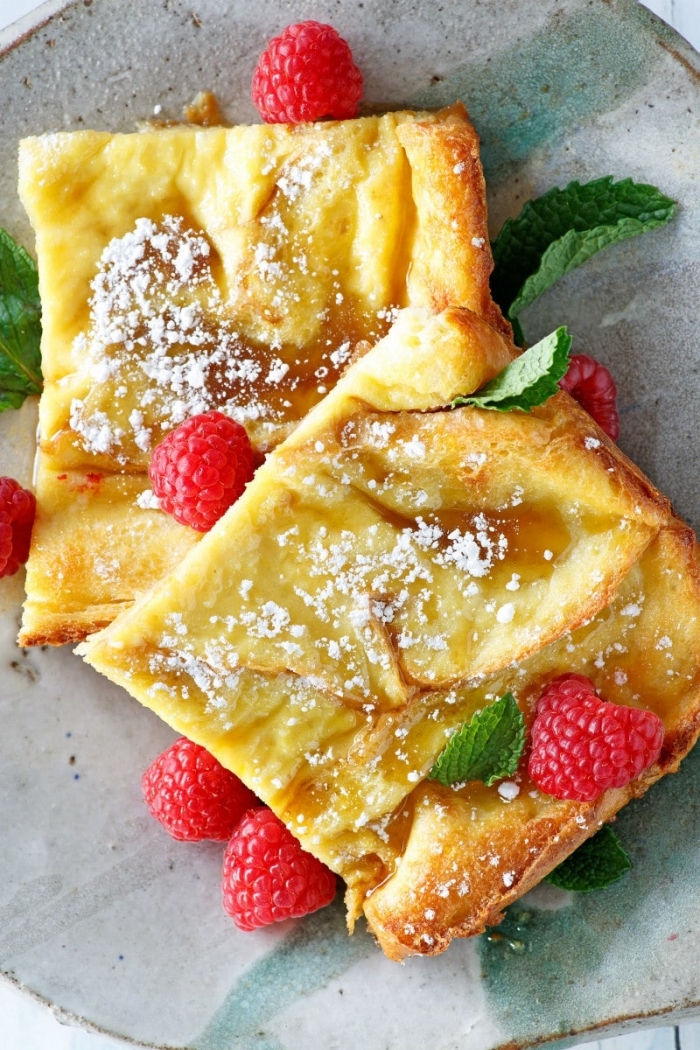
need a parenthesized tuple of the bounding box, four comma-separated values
(222, 807, 337, 930)
(528, 674, 663, 802)
(149, 410, 254, 532)
(0, 476, 36, 578)
(252, 21, 363, 124)
(559, 353, 620, 441)
(142, 737, 259, 842)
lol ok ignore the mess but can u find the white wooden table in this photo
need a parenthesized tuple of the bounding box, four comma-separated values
(0, 1, 699, 1047)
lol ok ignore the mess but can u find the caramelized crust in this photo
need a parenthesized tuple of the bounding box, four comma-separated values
(397, 114, 511, 340)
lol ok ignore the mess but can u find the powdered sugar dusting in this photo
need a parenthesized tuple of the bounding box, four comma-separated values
(70, 215, 284, 460)
(136, 488, 162, 511)
(67, 208, 396, 464)
(69, 401, 123, 455)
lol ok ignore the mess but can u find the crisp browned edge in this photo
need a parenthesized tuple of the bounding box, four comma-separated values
(18, 618, 115, 648)
(397, 105, 513, 344)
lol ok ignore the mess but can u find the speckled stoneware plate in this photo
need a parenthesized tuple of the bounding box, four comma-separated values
(1, 1, 700, 1047)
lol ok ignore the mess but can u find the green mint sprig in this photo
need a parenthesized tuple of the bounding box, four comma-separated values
(453, 326, 571, 413)
(546, 825, 632, 892)
(0, 227, 43, 413)
(429, 693, 526, 788)
(491, 177, 676, 340)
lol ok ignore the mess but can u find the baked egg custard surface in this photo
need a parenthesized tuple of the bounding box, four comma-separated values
(18, 105, 506, 645)
(81, 306, 700, 959)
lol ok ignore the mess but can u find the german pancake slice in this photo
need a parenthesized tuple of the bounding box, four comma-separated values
(79, 305, 697, 960)
(18, 104, 505, 645)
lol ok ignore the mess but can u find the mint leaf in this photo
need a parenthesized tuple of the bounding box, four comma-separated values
(491, 177, 676, 320)
(0, 228, 43, 412)
(545, 826, 631, 892)
(509, 219, 668, 317)
(429, 693, 526, 788)
(452, 327, 570, 412)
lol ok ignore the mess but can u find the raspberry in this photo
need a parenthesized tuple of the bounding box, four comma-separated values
(528, 674, 664, 802)
(149, 411, 254, 532)
(142, 737, 259, 842)
(0, 476, 36, 578)
(222, 807, 337, 930)
(252, 21, 363, 124)
(559, 353, 620, 441)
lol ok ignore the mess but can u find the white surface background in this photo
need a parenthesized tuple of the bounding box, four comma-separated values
(0, 0, 699, 1048)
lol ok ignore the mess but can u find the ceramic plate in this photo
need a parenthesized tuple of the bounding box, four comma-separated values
(1, 1, 700, 1047)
